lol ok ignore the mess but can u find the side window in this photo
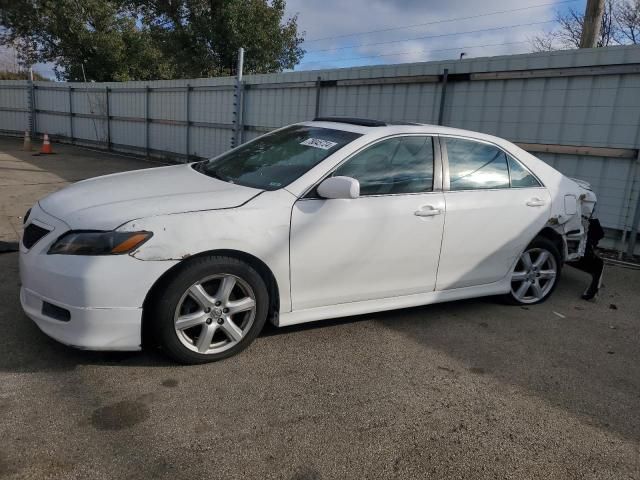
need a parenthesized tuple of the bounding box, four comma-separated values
(508, 155, 541, 188)
(333, 136, 434, 195)
(445, 138, 509, 191)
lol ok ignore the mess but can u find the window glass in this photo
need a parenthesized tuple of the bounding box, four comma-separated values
(508, 155, 541, 188)
(194, 126, 361, 191)
(446, 138, 509, 190)
(333, 137, 434, 195)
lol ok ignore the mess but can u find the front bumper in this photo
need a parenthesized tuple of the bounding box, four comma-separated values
(18, 203, 177, 351)
(20, 287, 143, 350)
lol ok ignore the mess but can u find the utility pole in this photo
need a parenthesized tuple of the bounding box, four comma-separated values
(579, 0, 605, 48)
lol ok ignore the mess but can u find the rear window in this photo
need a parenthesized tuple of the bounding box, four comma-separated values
(194, 126, 361, 190)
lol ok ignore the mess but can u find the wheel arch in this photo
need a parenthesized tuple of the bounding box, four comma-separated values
(535, 226, 565, 263)
(141, 249, 281, 348)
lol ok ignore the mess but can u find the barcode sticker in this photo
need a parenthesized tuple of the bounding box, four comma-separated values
(300, 138, 338, 150)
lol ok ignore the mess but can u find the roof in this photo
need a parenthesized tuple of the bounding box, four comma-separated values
(301, 118, 504, 140)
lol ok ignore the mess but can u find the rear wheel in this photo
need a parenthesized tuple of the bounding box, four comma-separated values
(505, 236, 561, 305)
(150, 256, 269, 364)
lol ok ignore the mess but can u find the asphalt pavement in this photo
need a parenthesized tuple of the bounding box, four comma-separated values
(0, 137, 638, 479)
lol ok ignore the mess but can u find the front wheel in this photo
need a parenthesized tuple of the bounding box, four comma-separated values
(505, 236, 561, 305)
(149, 256, 269, 364)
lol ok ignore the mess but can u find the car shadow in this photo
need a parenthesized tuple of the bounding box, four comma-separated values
(3, 248, 639, 444)
(263, 266, 640, 443)
(379, 267, 640, 443)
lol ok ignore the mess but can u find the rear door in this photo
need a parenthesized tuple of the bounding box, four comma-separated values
(436, 136, 551, 290)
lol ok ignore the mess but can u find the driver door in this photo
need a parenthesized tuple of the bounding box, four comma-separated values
(289, 135, 446, 311)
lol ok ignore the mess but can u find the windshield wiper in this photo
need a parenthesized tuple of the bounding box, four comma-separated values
(192, 163, 230, 183)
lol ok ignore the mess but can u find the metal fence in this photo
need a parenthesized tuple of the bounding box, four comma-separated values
(1, 45, 640, 251)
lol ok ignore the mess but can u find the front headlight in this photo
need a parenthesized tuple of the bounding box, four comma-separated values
(48, 231, 153, 255)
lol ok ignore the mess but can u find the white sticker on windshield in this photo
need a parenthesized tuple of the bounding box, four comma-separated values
(300, 138, 338, 150)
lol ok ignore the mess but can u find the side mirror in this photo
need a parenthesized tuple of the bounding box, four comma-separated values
(317, 176, 360, 199)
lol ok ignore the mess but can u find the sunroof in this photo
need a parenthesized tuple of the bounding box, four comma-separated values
(313, 117, 387, 127)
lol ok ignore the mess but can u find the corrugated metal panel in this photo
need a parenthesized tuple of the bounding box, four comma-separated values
(111, 119, 145, 148)
(110, 90, 145, 118)
(72, 117, 107, 142)
(537, 153, 639, 231)
(0, 111, 27, 133)
(149, 123, 186, 155)
(0, 84, 27, 110)
(0, 45, 639, 240)
(190, 88, 233, 125)
(35, 112, 70, 138)
(190, 126, 232, 159)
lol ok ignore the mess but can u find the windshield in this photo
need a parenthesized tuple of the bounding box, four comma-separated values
(193, 125, 362, 190)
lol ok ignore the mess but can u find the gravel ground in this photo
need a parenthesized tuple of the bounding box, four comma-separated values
(0, 137, 639, 479)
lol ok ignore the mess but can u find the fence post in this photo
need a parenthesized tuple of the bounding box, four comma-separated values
(105, 87, 111, 150)
(626, 150, 640, 257)
(315, 76, 322, 118)
(68, 86, 74, 143)
(438, 68, 449, 126)
(27, 68, 35, 136)
(185, 84, 191, 162)
(232, 47, 245, 148)
(145, 86, 150, 158)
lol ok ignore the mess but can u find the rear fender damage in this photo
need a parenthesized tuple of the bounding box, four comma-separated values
(546, 183, 598, 262)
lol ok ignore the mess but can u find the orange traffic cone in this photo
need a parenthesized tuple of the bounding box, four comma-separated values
(40, 133, 53, 154)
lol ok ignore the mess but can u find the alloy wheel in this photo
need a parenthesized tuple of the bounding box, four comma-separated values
(174, 274, 257, 354)
(510, 248, 558, 304)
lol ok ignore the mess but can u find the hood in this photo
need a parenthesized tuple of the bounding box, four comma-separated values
(39, 164, 262, 229)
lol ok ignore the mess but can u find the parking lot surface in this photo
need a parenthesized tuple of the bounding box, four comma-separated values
(0, 137, 639, 479)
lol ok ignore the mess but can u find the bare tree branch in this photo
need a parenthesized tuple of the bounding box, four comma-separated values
(530, 0, 634, 52)
(615, 0, 640, 43)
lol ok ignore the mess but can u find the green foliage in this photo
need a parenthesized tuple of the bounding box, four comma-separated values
(0, 0, 305, 81)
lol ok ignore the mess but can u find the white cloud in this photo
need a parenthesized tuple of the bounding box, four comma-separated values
(285, 0, 578, 70)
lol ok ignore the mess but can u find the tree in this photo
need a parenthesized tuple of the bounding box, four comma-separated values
(133, 0, 304, 77)
(531, 0, 639, 51)
(616, 0, 640, 43)
(0, 0, 304, 81)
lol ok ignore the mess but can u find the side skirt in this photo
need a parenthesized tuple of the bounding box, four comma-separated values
(277, 278, 511, 327)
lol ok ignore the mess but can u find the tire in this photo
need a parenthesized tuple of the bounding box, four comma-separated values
(503, 236, 562, 305)
(148, 255, 269, 364)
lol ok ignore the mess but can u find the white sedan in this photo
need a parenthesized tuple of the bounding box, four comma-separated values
(19, 118, 597, 363)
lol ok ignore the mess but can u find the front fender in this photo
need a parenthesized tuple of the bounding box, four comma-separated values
(118, 190, 295, 312)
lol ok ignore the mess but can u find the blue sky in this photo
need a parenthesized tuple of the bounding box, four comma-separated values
(287, 0, 587, 71)
(16, 0, 588, 79)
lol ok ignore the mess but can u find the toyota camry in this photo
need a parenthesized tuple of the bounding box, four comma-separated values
(20, 118, 597, 363)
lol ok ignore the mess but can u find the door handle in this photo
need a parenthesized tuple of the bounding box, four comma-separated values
(526, 198, 545, 207)
(414, 206, 442, 217)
